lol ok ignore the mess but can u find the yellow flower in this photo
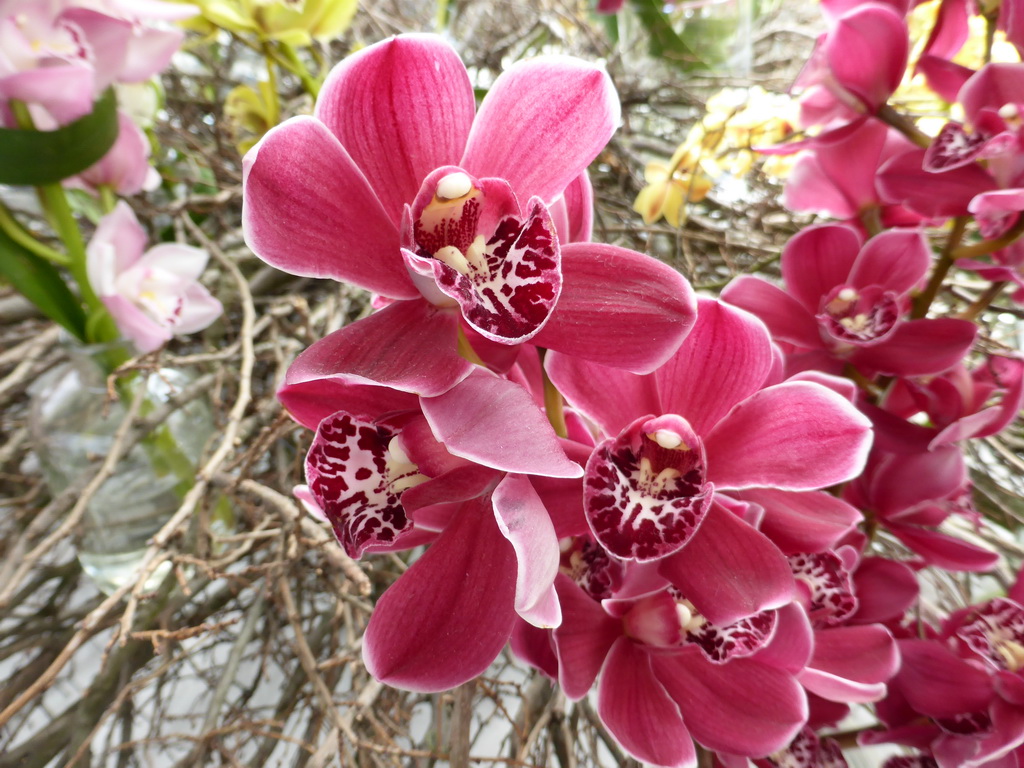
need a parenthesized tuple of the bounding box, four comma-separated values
(189, 0, 357, 46)
(633, 159, 713, 228)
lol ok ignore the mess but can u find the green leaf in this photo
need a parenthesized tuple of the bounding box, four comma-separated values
(0, 88, 119, 186)
(628, 0, 708, 71)
(0, 225, 87, 339)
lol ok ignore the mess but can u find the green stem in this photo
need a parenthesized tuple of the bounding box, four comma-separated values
(877, 104, 932, 149)
(539, 350, 568, 439)
(98, 185, 117, 215)
(274, 41, 320, 99)
(0, 202, 71, 266)
(260, 41, 282, 127)
(912, 216, 967, 319)
(952, 215, 1024, 260)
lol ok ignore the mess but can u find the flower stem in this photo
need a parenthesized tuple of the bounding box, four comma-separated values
(0, 202, 71, 265)
(952, 215, 1024, 260)
(959, 281, 1008, 321)
(540, 350, 568, 439)
(912, 216, 967, 319)
(261, 41, 282, 128)
(98, 184, 117, 214)
(877, 104, 932, 149)
(275, 41, 321, 99)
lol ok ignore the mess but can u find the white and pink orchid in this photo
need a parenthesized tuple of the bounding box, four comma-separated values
(86, 201, 223, 353)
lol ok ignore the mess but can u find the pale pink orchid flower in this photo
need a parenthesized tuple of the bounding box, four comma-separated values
(86, 201, 223, 353)
(545, 298, 873, 626)
(0, 0, 188, 126)
(722, 223, 977, 379)
(70, 110, 160, 195)
(243, 34, 696, 403)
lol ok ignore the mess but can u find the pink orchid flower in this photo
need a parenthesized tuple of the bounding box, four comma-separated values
(86, 201, 223, 353)
(722, 223, 977, 379)
(70, 110, 159, 195)
(546, 298, 873, 625)
(552, 571, 813, 767)
(243, 34, 697, 401)
(747, 726, 849, 768)
(288, 364, 595, 692)
(866, 588, 1024, 767)
(792, 2, 909, 130)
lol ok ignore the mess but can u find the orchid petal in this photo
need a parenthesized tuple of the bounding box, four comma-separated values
(657, 298, 775, 435)
(242, 116, 416, 299)
(493, 474, 562, 628)
(462, 57, 620, 208)
(782, 224, 862, 312)
(704, 382, 872, 491)
(825, 4, 908, 112)
(659, 502, 795, 626)
(653, 651, 808, 757)
(878, 148, 997, 218)
(532, 243, 698, 374)
(315, 34, 475, 227)
(741, 488, 862, 554)
(552, 575, 622, 700)
(850, 228, 931, 295)
(850, 557, 919, 623)
(510, 620, 559, 679)
(890, 524, 999, 572)
(896, 639, 995, 718)
(363, 495, 516, 691)
(801, 625, 899, 703)
(421, 371, 582, 478)
(279, 300, 474, 415)
(597, 638, 696, 768)
(720, 276, 822, 350)
(544, 353, 660, 437)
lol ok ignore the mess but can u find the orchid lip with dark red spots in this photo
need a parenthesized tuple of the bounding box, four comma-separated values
(304, 410, 427, 559)
(584, 414, 713, 562)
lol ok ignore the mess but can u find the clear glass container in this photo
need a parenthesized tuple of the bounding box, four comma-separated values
(28, 341, 213, 594)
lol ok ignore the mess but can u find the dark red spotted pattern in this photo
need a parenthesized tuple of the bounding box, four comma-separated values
(923, 122, 989, 172)
(957, 597, 1024, 672)
(684, 606, 776, 663)
(305, 412, 418, 559)
(584, 424, 712, 562)
(760, 727, 848, 768)
(416, 198, 561, 342)
(788, 551, 857, 628)
(560, 536, 625, 601)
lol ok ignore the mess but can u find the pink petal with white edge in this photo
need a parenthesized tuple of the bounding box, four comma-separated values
(532, 243, 698, 374)
(492, 474, 562, 628)
(800, 624, 899, 703)
(704, 382, 872, 491)
(657, 298, 777, 435)
(598, 638, 696, 768)
(720, 275, 822, 350)
(421, 370, 582, 478)
(462, 56, 620, 208)
(584, 414, 712, 562)
(544, 353, 661, 437)
(849, 228, 932, 296)
(315, 34, 475, 227)
(743, 488, 861, 555)
(552, 575, 622, 700)
(280, 300, 474, 408)
(659, 502, 795, 626)
(363, 495, 517, 692)
(782, 224, 863, 312)
(242, 117, 416, 299)
(87, 201, 147, 289)
(173, 284, 224, 335)
(653, 650, 808, 757)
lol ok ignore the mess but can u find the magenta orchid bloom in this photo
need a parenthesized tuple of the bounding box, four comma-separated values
(793, 2, 909, 130)
(243, 34, 697, 403)
(866, 586, 1024, 767)
(85, 201, 223, 353)
(722, 223, 977, 379)
(547, 298, 873, 625)
(553, 571, 813, 767)
(288, 366, 594, 692)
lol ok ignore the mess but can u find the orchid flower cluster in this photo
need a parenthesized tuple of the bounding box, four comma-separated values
(0, 0, 222, 356)
(233, 15, 1024, 763)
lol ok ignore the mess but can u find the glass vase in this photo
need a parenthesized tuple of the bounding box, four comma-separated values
(27, 340, 213, 594)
